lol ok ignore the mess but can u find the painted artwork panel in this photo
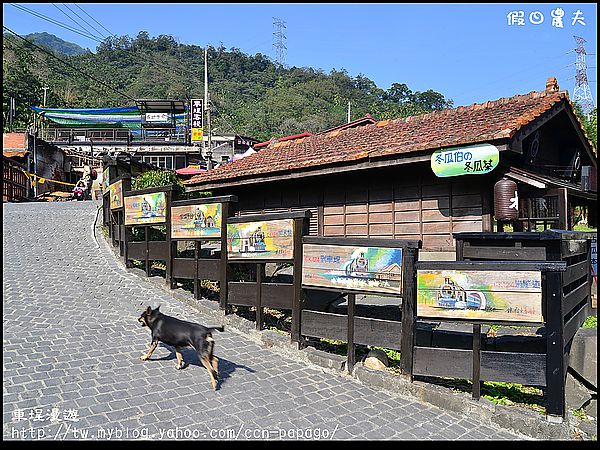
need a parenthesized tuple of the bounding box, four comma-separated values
(417, 270, 543, 323)
(102, 167, 110, 193)
(109, 179, 123, 210)
(124, 192, 167, 225)
(302, 244, 403, 295)
(227, 219, 294, 260)
(171, 203, 222, 238)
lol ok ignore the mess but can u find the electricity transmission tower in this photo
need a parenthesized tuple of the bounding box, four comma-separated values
(572, 35, 595, 116)
(272, 17, 287, 68)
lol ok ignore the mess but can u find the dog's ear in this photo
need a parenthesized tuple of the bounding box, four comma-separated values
(146, 306, 152, 315)
(153, 305, 161, 314)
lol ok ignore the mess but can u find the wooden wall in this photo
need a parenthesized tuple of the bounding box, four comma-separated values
(218, 163, 490, 252)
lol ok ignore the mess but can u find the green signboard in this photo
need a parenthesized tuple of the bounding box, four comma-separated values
(431, 143, 499, 177)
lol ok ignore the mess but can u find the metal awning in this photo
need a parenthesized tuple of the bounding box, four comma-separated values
(505, 167, 596, 200)
(135, 99, 187, 113)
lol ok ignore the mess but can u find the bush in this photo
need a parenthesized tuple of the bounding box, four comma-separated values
(132, 169, 184, 195)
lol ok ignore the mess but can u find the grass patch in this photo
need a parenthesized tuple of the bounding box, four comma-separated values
(422, 377, 546, 415)
(582, 316, 597, 329)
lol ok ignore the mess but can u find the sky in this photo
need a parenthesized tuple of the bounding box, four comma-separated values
(3, 2, 597, 108)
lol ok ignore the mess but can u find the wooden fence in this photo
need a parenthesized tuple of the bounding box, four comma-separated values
(169, 195, 237, 308)
(300, 237, 421, 373)
(225, 211, 311, 341)
(3, 156, 28, 202)
(102, 175, 594, 421)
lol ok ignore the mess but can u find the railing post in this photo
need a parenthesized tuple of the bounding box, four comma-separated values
(144, 226, 150, 277)
(544, 270, 565, 422)
(400, 246, 418, 381)
(347, 293, 356, 373)
(472, 323, 482, 400)
(291, 216, 307, 344)
(220, 201, 230, 311)
(194, 241, 200, 300)
(256, 263, 264, 331)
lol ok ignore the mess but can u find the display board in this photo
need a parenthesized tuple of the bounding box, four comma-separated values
(124, 191, 167, 225)
(171, 203, 222, 238)
(417, 269, 543, 322)
(227, 218, 294, 260)
(302, 243, 404, 295)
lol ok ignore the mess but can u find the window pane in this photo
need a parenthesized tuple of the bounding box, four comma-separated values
(175, 155, 186, 169)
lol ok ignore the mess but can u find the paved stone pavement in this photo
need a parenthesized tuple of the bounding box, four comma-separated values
(3, 201, 528, 441)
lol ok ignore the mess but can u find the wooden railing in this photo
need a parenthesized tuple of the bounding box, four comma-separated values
(3, 156, 28, 202)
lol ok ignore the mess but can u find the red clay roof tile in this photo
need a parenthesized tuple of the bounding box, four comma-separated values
(184, 84, 588, 188)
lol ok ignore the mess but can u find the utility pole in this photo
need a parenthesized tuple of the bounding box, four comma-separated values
(206, 92, 213, 170)
(32, 115, 38, 198)
(42, 86, 49, 107)
(204, 47, 213, 170)
(9, 97, 15, 132)
(347, 101, 351, 123)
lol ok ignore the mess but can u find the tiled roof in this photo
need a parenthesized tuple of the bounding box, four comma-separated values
(184, 79, 588, 188)
(315, 114, 377, 135)
(254, 131, 313, 149)
(3, 132, 27, 150)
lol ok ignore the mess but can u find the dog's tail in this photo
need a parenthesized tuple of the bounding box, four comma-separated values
(208, 326, 225, 333)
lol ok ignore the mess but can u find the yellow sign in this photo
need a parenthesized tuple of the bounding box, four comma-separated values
(192, 128, 203, 142)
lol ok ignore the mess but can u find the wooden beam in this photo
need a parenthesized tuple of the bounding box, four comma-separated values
(557, 187, 568, 230)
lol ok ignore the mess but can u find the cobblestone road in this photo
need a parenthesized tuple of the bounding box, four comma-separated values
(3, 201, 527, 440)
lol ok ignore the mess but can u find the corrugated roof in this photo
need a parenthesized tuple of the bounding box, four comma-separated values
(184, 79, 592, 189)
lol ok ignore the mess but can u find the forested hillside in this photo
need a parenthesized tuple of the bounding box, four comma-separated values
(3, 31, 454, 140)
(25, 32, 90, 56)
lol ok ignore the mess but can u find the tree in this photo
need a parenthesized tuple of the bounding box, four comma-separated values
(574, 104, 597, 155)
(2, 31, 454, 138)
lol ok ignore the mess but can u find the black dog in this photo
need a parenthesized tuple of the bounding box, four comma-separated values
(138, 305, 224, 390)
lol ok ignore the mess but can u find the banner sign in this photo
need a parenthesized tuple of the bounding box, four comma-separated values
(109, 179, 123, 210)
(124, 192, 167, 225)
(417, 269, 543, 323)
(431, 143, 499, 177)
(190, 99, 203, 142)
(227, 218, 294, 260)
(171, 203, 222, 239)
(145, 112, 170, 123)
(302, 244, 404, 295)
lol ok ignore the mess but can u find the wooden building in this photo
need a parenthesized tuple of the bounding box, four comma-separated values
(184, 78, 597, 259)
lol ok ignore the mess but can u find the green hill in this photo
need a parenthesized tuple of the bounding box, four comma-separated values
(3, 31, 453, 140)
(24, 32, 90, 56)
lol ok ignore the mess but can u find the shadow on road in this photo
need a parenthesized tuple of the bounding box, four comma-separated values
(148, 343, 256, 390)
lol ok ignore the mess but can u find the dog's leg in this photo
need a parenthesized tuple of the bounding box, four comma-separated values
(211, 355, 219, 376)
(200, 355, 218, 391)
(140, 340, 158, 361)
(175, 347, 185, 370)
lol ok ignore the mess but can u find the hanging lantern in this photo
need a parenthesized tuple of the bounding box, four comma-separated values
(494, 177, 519, 221)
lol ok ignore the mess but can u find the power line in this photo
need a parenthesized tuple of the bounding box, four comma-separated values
(10, 3, 204, 87)
(451, 49, 575, 103)
(74, 4, 117, 38)
(8, 3, 103, 44)
(3, 26, 135, 102)
(61, 3, 108, 40)
(61, 4, 205, 86)
(51, 3, 101, 40)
